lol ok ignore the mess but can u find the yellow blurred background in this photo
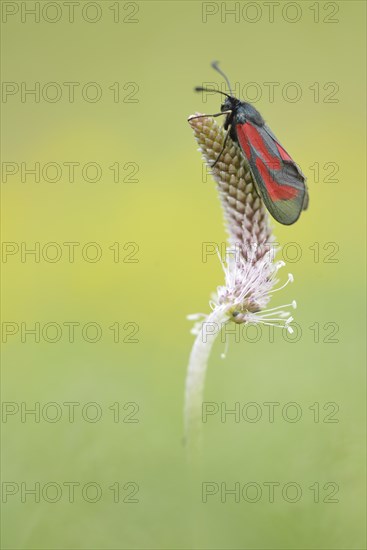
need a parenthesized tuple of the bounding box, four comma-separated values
(1, 1, 365, 548)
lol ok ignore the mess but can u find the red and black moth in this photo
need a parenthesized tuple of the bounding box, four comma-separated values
(190, 62, 309, 225)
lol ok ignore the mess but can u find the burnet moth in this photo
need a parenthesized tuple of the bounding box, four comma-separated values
(191, 62, 309, 226)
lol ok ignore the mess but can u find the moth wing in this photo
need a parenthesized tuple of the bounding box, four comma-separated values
(236, 121, 307, 225)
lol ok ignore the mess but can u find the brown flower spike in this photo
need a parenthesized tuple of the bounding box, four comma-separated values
(189, 113, 272, 262)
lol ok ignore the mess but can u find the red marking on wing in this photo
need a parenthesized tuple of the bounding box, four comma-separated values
(237, 126, 251, 158)
(255, 157, 298, 201)
(238, 123, 281, 169)
(275, 142, 293, 162)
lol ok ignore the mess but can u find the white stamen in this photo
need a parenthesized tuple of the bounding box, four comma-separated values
(269, 273, 294, 294)
(256, 302, 295, 315)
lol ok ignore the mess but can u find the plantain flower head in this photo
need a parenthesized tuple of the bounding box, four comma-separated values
(188, 114, 296, 335)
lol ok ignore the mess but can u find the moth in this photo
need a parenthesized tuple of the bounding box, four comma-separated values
(191, 62, 309, 225)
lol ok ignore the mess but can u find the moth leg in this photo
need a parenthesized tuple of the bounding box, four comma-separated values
(212, 127, 231, 168)
(188, 110, 232, 121)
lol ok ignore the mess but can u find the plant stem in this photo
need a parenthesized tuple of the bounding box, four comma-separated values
(184, 307, 228, 459)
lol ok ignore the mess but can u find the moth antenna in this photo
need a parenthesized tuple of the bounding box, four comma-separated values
(194, 86, 231, 98)
(211, 61, 233, 96)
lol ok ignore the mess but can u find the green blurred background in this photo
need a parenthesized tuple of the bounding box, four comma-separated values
(1, 1, 365, 548)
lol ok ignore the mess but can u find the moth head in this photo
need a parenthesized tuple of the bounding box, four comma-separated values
(221, 96, 239, 113)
